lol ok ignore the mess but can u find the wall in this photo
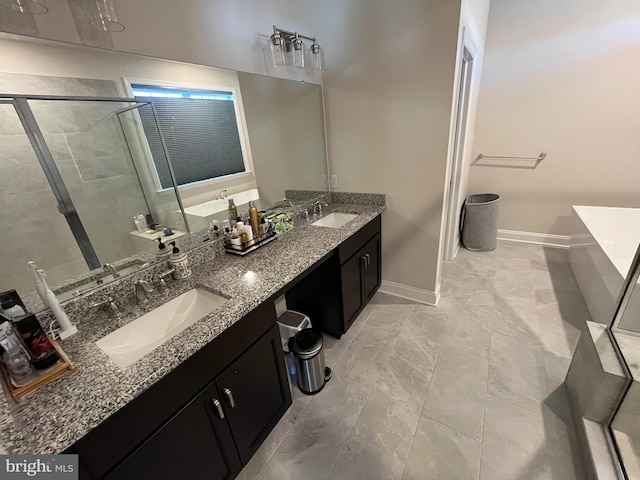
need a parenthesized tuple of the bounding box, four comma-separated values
(469, 0, 640, 236)
(320, 0, 463, 298)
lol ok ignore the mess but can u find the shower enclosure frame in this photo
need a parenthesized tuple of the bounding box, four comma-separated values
(0, 93, 190, 271)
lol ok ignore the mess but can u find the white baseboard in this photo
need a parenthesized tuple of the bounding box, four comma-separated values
(497, 229, 570, 249)
(378, 280, 440, 306)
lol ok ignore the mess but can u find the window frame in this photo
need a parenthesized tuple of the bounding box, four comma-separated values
(121, 77, 255, 194)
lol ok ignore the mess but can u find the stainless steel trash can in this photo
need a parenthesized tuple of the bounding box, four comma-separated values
(461, 193, 501, 252)
(290, 328, 331, 395)
(277, 310, 311, 395)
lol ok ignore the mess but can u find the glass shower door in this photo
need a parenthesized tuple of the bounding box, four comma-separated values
(0, 100, 87, 294)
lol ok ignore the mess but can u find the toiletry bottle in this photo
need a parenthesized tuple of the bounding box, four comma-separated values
(224, 227, 232, 245)
(155, 238, 172, 263)
(209, 220, 220, 238)
(240, 231, 249, 248)
(12, 312, 60, 370)
(244, 221, 254, 245)
(228, 199, 238, 223)
(134, 215, 146, 233)
(230, 228, 241, 248)
(249, 201, 260, 236)
(38, 269, 77, 339)
(0, 320, 35, 385)
(169, 242, 192, 280)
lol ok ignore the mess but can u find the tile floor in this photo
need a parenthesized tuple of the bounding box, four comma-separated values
(237, 241, 590, 480)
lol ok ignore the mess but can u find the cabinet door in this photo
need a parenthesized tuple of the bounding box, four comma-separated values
(105, 381, 241, 480)
(363, 233, 381, 302)
(216, 325, 291, 465)
(341, 250, 366, 331)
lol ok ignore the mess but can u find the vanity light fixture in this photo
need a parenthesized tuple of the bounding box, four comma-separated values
(269, 25, 324, 71)
(89, 0, 125, 32)
(0, 0, 48, 15)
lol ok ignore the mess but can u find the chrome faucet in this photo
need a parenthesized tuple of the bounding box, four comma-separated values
(134, 280, 154, 303)
(313, 200, 328, 216)
(91, 297, 120, 316)
(157, 269, 175, 290)
(103, 263, 120, 278)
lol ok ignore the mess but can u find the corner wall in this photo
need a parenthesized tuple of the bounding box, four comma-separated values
(320, 0, 479, 297)
(469, 0, 640, 236)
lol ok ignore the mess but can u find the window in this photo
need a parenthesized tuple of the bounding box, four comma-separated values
(132, 84, 246, 189)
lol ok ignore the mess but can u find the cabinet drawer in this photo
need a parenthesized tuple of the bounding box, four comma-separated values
(337, 215, 381, 265)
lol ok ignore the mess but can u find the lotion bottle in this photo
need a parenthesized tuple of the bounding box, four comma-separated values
(169, 242, 192, 280)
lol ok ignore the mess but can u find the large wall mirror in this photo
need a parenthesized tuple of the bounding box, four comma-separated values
(0, 33, 328, 303)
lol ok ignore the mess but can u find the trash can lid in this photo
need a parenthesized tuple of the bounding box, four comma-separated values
(277, 310, 310, 328)
(291, 328, 323, 359)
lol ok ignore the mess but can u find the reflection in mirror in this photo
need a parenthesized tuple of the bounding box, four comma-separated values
(0, 33, 328, 307)
(0, 91, 186, 298)
(610, 244, 640, 478)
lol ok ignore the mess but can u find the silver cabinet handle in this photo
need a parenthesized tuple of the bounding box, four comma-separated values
(212, 398, 224, 419)
(223, 388, 235, 408)
(360, 255, 366, 270)
(365, 254, 370, 268)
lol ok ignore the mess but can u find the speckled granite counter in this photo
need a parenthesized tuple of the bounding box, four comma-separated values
(0, 199, 384, 455)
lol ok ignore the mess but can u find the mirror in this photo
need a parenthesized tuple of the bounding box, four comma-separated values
(0, 33, 328, 306)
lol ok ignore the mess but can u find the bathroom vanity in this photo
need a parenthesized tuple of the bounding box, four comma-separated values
(0, 197, 384, 480)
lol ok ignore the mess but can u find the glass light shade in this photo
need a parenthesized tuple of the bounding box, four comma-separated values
(89, 0, 125, 32)
(0, 0, 48, 14)
(270, 35, 287, 67)
(310, 44, 324, 71)
(293, 38, 305, 69)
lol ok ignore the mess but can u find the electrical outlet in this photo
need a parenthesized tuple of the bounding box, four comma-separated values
(330, 175, 339, 189)
(321, 175, 328, 188)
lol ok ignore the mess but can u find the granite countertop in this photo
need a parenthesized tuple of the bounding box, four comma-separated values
(0, 200, 384, 455)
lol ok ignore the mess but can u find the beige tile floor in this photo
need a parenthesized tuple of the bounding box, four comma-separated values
(237, 241, 589, 480)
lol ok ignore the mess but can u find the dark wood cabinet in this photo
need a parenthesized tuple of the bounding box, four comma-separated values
(104, 325, 289, 480)
(285, 215, 382, 338)
(216, 326, 290, 465)
(362, 233, 381, 302)
(105, 381, 241, 480)
(343, 233, 381, 331)
(340, 250, 366, 329)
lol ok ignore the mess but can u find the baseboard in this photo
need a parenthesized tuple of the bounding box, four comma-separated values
(378, 280, 440, 306)
(497, 229, 570, 248)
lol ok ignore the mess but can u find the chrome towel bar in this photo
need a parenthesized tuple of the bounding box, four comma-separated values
(477, 152, 546, 161)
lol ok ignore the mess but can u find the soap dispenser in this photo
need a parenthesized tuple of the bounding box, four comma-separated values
(155, 238, 172, 264)
(168, 241, 191, 280)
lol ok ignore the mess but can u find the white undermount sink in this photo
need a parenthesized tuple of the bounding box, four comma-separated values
(96, 288, 228, 368)
(311, 212, 358, 229)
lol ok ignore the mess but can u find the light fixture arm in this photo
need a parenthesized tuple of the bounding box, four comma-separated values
(273, 25, 316, 44)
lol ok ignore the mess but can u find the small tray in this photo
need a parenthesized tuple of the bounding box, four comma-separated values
(0, 339, 73, 403)
(224, 231, 278, 256)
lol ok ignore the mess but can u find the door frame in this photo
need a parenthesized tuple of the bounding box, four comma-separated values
(443, 29, 477, 261)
